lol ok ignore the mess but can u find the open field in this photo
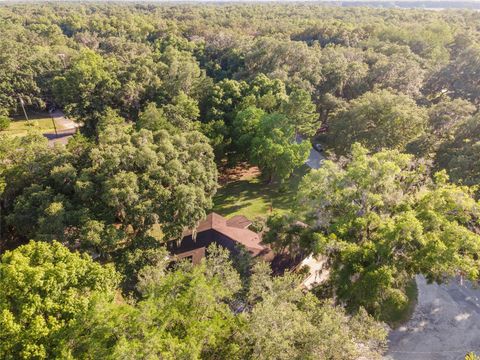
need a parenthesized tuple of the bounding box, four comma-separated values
(213, 164, 310, 220)
(2, 112, 67, 137)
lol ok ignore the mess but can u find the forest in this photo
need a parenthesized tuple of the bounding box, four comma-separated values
(1, 2, 480, 359)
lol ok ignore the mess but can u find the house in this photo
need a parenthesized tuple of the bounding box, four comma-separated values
(167, 212, 273, 264)
(167, 212, 327, 289)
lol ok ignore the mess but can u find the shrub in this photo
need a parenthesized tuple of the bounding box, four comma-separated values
(0, 115, 10, 130)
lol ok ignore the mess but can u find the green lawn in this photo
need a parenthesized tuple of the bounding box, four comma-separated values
(2, 113, 66, 137)
(212, 165, 310, 220)
(148, 165, 310, 241)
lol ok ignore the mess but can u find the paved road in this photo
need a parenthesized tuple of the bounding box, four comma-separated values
(43, 110, 78, 145)
(386, 275, 480, 360)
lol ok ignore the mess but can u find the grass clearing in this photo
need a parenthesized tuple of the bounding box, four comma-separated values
(149, 164, 311, 241)
(213, 164, 310, 220)
(2, 112, 66, 137)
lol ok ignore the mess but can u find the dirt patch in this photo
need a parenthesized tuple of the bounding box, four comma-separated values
(218, 162, 261, 185)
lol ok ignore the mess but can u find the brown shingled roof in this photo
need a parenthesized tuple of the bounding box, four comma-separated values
(182, 213, 267, 256)
(226, 215, 253, 229)
(171, 212, 305, 274)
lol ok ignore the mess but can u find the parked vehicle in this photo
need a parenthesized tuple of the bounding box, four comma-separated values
(312, 142, 324, 153)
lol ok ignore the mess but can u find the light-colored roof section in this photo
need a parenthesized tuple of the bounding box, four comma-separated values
(226, 215, 252, 229)
(217, 226, 264, 253)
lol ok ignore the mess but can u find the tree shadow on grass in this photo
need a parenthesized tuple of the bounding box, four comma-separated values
(214, 202, 254, 216)
(12, 111, 51, 121)
(213, 164, 310, 219)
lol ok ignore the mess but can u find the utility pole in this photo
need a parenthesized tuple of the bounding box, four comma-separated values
(49, 108, 58, 136)
(18, 96, 31, 126)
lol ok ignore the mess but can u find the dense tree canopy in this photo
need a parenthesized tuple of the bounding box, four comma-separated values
(427, 44, 480, 105)
(56, 244, 387, 360)
(2, 2, 480, 358)
(1, 116, 217, 256)
(250, 113, 311, 182)
(0, 241, 388, 359)
(53, 49, 120, 134)
(269, 144, 480, 321)
(0, 241, 119, 360)
(436, 114, 480, 189)
(1, 2, 479, 183)
(327, 90, 427, 154)
(408, 97, 477, 157)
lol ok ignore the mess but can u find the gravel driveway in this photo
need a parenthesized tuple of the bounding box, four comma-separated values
(296, 134, 324, 170)
(386, 275, 480, 360)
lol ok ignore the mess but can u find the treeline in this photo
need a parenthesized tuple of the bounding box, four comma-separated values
(1, 3, 480, 183)
(341, 1, 480, 9)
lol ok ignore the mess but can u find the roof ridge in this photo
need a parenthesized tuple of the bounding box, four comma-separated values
(210, 212, 227, 229)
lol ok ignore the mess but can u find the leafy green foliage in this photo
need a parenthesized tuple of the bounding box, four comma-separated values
(250, 113, 311, 182)
(317, 46, 369, 99)
(408, 97, 476, 157)
(2, 3, 480, 357)
(293, 144, 480, 320)
(281, 88, 318, 137)
(435, 113, 480, 189)
(0, 115, 10, 131)
(62, 250, 239, 359)
(53, 49, 121, 135)
(428, 44, 480, 105)
(241, 262, 387, 360)
(0, 35, 62, 114)
(368, 52, 425, 97)
(327, 90, 427, 154)
(0, 241, 119, 360)
(137, 93, 200, 133)
(262, 212, 311, 256)
(232, 106, 266, 157)
(59, 246, 386, 360)
(1, 118, 217, 256)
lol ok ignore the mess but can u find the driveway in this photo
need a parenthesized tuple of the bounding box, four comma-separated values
(296, 135, 324, 170)
(386, 275, 480, 360)
(43, 110, 78, 145)
(305, 147, 325, 169)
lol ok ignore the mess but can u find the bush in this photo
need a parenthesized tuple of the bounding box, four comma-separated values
(250, 216, 266, 233)
(0, 115, 10, 130)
